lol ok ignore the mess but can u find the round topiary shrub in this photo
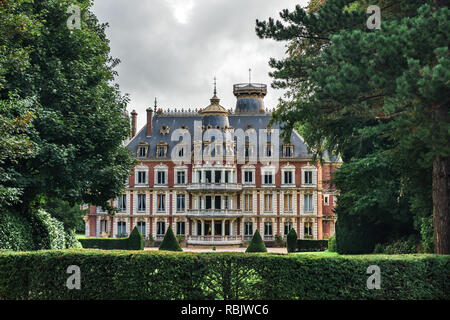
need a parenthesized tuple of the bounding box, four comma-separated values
(286, 228, 298, 253)
(328, 235, 337, 252)
(245, 229, 267, 253)
(159, 226, 182, 251)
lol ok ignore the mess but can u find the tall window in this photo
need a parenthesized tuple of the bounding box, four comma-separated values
(137, 171, 147, 184)
(284, 222, 293, 235)
(323, 195, 329, 205)
(264, 194, 273, 211)
(205, 196, 212, 209)
(157, 171, 166, 185)
(244, 222, 253, 236)
(284, 194, 293, 212)
(205, 170, 212, 183)
(118, 194, 126, 211)
(244, 171, 253, 184)
(137, 194, 146, 212)
(157, 194, 165, 212)
(264, 222, 273, 236)
(304, 194, 313, 212)
(176, 171, 185, 184)
(224, 171, 230, 183)
(284, 171, 293, 184)
(304, 222, 313, 237)
(117, 221, 126, 235)
(157, 221, 165, 235)
(138, 146, 147, 157)
(101, 220, 107, 233)
(304, 171, 313, 184)
(176, 194, 185, 212)
(283, 145, 293, 157)
(157, 145, 166, 158)
(244, 194, 253, 212)
(266, 143, 272, 157)
(214, 171, 221, 183)
(263, 172, 273, 185)
(176, 221, 185, 235)
(137, 221, 146, 236)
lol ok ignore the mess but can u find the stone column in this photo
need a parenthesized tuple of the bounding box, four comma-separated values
(212, 219, 215, 236)
(201, 220, 205, 236)
(222, 220, 225, 236)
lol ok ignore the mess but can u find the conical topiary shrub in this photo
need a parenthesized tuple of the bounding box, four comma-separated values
(286, 228, 298, 253)
(159, 226, 183, 251)
(245, 229, 267, 253)
(128, 226, 144, 250)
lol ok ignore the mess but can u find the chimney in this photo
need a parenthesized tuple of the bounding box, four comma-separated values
(146, 107, 153, 137)
(131, 109, 137, 138)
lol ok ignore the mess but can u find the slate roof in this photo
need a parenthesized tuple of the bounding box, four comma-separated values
(126, 112, 339, 162)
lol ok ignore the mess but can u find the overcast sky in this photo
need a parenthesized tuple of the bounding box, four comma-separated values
(92, 0, 306, 129)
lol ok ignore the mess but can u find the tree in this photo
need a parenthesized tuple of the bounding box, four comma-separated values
(286, 228, 298, 253)
(128, 226, 144, 250)
(245, 230, 267, 253)
(159, 226, 183, 251)
(41, 198, 86, 233)
(256, 0, 449, 253)
(0, 1, 135, 220)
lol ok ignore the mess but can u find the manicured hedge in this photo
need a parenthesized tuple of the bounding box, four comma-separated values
(296, 239, 328, 252)
(246, 230, 267, 253)
(79, 227, 143, 250)
(159, 226, 182, 251)
(0, 209, 75, 251)
(0, 250, 448, 300)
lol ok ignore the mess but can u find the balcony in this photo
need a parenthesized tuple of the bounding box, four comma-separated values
(186, 209, 243, 218)
(187, 183, 242, 192)
(187, 235, 242, 245)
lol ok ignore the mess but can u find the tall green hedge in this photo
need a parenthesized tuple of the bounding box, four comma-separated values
(0, 209, 70, 251)
(296, 239, 328, 252)
(0, 210, 34, 251)
(79, 227, 144, 250)
(0, 250, 448, 300)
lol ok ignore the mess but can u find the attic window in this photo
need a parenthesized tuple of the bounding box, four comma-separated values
(283, 144, 293, 157)
(156, 142, 168, 158)
(137, 143, 149, 158)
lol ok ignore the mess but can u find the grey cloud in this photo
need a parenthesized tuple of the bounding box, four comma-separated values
(92, 0, 305, 129)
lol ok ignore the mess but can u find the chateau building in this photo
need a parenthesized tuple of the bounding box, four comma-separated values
(84, 81, 339, 246)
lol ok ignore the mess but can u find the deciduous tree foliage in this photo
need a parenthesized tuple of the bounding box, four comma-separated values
(257, 0, 449, 253)
(0, 0, 135, 221)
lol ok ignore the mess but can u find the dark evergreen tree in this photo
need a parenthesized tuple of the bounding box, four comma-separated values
(286, 228, 298, 253)
(128, 226, 144, 250)
(246, 230, 267, 253)
(256, 0, 449, 253)
(159, 226, 182, 251)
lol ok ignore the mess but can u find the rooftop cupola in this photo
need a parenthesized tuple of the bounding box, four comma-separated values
(234, 70, 267, 113)
(199, 77, 229, 128)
